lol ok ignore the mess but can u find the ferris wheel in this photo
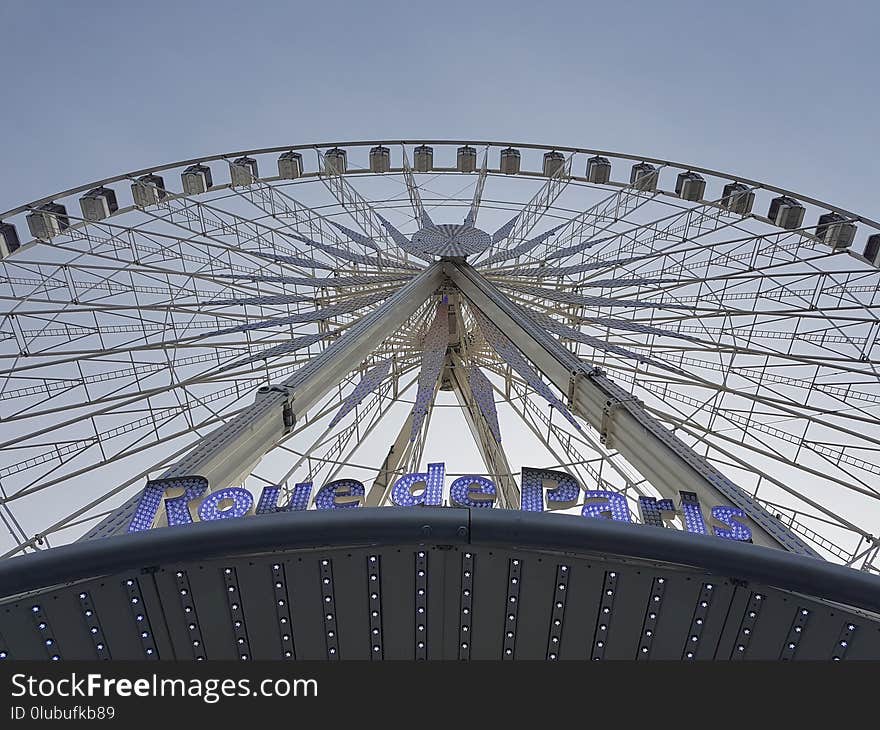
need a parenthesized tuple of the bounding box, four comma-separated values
(0, 138, 878, 576)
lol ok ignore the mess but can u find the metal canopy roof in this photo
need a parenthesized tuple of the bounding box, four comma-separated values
(1, 509, 878, 660)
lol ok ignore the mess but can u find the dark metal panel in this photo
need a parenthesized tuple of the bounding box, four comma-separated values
(513, 554, 557, 659)
(375, 547, 416, 660)
(693, 579, 736, 661)
(424, 547, 451, 660)
(793, 603, 849, 660)
(743, 592, 798, 660)
(287, 553, 330, 660)
(639, 571, 702, 659)
(438, 548, 463, 660)
(152, 568, 199, 660)
(558, 557, 603, 660)
(329, 550, 371, 660)
(39, 589, 94, 660)
(844, 613, 880, 660)
(182, 562, 237, 660)
(713, 584, 753, 660)
(231, 558, 287, 660)
(83, 577, 148, 660)
(469, 549, 519, 660)
(601, 567, 654, 660)
(1, 601, 48, 659)
(133, 571, 175, 660)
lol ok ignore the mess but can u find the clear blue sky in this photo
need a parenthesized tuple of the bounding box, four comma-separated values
(0, 0, 876, 220)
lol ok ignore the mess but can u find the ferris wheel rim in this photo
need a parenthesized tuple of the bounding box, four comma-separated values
(1, 137, 877, 233)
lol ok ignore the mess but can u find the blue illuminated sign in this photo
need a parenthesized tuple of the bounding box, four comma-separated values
(391, 463, 445, 507)
(449, 475, 496, 508)
(128, 464, 753, 545)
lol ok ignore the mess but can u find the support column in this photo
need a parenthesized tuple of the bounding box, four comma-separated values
(445, 260, 817, 556)
(365, 411, 417, 507)
(445, 352, 519, 508)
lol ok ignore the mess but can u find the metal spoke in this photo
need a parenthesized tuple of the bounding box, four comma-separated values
(474, 151, 573, 265)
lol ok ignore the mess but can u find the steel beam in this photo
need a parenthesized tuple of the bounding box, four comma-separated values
(400, 146, 432, 227)
(364, 411, 416, 506)
(446, 351, 519, 508)
(444, 260, 818, 556)
(463, 146, 489, 227)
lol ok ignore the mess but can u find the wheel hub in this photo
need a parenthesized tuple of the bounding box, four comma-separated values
(411, 223, 491, 258)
